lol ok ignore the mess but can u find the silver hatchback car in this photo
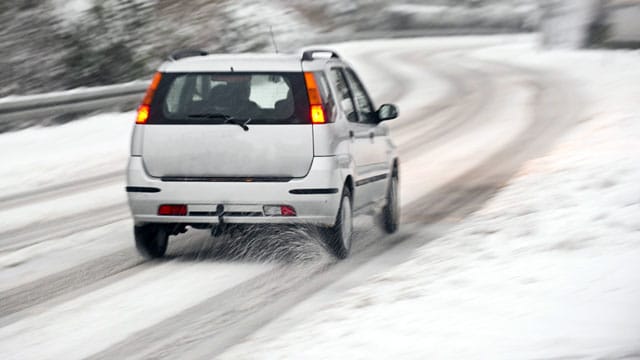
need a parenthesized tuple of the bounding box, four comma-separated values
(126, 49, 399, 259)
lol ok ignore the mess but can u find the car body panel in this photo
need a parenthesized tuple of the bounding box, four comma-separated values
(141, 124, 314, 178)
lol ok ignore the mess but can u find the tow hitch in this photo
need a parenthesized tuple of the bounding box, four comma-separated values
(211, 204, 225, 237)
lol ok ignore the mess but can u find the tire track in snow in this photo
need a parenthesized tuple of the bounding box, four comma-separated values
(403, 59, 582, 223)
(0, 170, 123, 211)
(0, 203, 129, 253)
(0, 261, 273, 360)
(0, 248, 143, 322)
(89, 228, 416, 360)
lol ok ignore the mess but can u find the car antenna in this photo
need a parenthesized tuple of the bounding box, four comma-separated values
(269, 26, 279, 54)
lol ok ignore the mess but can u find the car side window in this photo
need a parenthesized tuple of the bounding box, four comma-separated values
(165, 75, 187, 113)
(329, 68, 358, 122)
(344, 68, 375, 124)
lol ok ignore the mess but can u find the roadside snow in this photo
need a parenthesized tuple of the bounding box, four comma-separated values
(0, 112, 132, 240)
(0, 112, 133, 198)
(220, 45, 640, 358)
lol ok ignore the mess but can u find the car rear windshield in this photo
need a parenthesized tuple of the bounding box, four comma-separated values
(147, 72, 311, 125)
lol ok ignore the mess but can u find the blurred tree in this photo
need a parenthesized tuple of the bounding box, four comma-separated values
(0, 0, 67, 96)
(62, 0, 152, 88)
(586, 0, 609, 47)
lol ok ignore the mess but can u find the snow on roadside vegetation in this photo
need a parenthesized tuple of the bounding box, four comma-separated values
(222, 0, 318, 52)
(384, 3, 538, 31)
(221, 45, 640, 358)
(50, 0, 92, 22)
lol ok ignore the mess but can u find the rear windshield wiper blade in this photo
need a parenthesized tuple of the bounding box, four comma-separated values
(225, 117, 251, 131)
(187, 113, 251, 131)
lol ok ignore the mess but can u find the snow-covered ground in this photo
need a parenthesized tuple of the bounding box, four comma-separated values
(0, 261, 273, 360)
(0, 112, 132, 197)
(1, 35, 638, 359)
(0, 112, 133, 235)
(220, 46, 640, 358)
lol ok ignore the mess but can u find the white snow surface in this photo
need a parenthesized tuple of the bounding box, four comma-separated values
(220, 45, 640, 358)
(0, 261, 273, 360)
(0, 112, 133, 198)
(0, 112, 133, 242)
(0, 35, 638, 359)
(0, 220, 132, 292)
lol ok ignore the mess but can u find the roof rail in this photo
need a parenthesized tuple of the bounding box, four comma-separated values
(168, 49, 208, 61)
(301, 49, 340, 61)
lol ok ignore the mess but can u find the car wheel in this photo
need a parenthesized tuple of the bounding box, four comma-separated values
(325, 188, 353, 259)
(381, 173, 399, 234)
(134, 225, 168, 259)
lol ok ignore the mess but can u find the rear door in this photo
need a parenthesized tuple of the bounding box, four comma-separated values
(329, 67, 380, 210)
(140, 72, 313, 179)
(343, 68, 389, 203)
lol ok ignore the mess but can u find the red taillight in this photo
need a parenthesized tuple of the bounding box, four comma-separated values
(263, 205, 297, 216)
(136, 72, 162, 124)
(280, 205, 297, 217)
(158, 204, 187, 216)
(304, 72, 326, 124)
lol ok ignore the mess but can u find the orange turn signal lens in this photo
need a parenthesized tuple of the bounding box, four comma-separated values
(304, 72, 327, 124)
(143, 72, 162, 105)
(136, 72, 162, 125)
(304, 72, 323, 105)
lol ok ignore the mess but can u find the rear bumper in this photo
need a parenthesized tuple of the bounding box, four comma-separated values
(126, 156, 343, 227)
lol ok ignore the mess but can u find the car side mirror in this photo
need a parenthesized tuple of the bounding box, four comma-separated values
(377, 104, 398, 122)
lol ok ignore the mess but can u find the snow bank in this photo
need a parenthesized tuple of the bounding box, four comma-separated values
(0, 112, 133, 198)
(383, 3, 538, 31)
(220, 43, 640, 359)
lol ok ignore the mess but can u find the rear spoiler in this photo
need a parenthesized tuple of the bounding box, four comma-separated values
(301, 49, 340, 61)
(168, 49, 208, 61)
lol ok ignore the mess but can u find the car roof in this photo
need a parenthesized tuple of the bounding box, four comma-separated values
(159, 53, 339, 73)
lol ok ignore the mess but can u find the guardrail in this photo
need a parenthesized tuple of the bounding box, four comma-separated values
(0, 81, 149, 132)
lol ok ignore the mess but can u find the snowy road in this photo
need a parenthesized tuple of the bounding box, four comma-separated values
(0, 36, 584, 359)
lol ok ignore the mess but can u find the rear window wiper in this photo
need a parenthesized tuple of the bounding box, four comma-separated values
(225, 117, 251, 131)
(187, 113, 251, 131)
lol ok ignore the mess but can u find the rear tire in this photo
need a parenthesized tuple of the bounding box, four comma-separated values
(381, 174, 399, 234)
(325, 188, 353, 259)
(134, 225, 168, 259)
